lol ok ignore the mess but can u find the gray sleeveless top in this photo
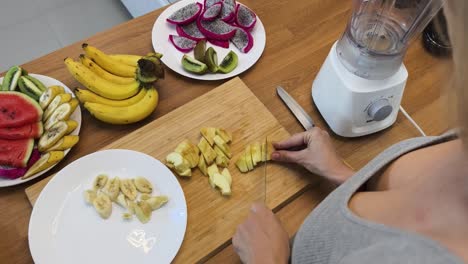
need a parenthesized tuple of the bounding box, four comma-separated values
(291, 133, 464, 264)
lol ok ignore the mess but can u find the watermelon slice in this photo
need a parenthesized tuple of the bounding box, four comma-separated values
(0, 91, 43, 128)
(0, 149, 40, 179)
(0, 122, 43, 140)
(0, 138, 34, 168)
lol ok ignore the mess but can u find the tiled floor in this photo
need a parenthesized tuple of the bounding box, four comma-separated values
(0, 0, 172, 72)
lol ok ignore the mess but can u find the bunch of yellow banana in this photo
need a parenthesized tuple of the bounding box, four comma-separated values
(65, 43, 164, 125)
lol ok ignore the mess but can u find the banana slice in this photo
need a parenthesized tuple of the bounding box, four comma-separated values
(22, 151, 64, 179)
(116, 193, 128, 208)
(122, 213, 133, 220)
(38, 121, 69, 152)
(135, 201, 152, 224)
(43, 93, 72, 121)
(83, 189, 97, 204)
(93, 193, 112, 219)
(46, 135, 79, 151)
(147, 196, 168, 210)
(44, 99, 79, 130)
(133, 177, 153, 194)
(120, 179, 137, 201)
(127, 200, 137, 215)
(39, 85, 65, 109)
(140, 193, 151, 200)
(93, 174, 108, 190)
(103, 177, 121, 201)
(65, 120, 78, 134)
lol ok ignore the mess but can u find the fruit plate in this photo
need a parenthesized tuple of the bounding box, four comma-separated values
(29, 149, 187, 264)
(0, 74, 81, 187)
(152, 0, 266, 81)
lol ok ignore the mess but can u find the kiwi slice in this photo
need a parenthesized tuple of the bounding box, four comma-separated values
(18, 77, 40, 101)
(194, 40, 206, 63)
(217, 51, 238, 74)
(181, 55, 208, 75)
(205, 47, 218, 73)
(20, 76, 43, 97)
(2, 66, 22, 91)
(24, 75, 47, 92)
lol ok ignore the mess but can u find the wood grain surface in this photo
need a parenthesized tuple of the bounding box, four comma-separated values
(0, 0, 452, 263)
(25, 78, 310, 263)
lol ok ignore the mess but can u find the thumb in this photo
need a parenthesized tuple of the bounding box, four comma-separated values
(271, 150, 306, 164)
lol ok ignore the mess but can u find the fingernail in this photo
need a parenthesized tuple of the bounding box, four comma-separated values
(272, 152, 280, 160)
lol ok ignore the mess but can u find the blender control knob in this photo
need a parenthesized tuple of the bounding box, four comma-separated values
(368, 99, 393, 121)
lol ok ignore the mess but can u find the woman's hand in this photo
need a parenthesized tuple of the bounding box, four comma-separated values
(272, 127, 354, 184)
(232, 203, 290, 264)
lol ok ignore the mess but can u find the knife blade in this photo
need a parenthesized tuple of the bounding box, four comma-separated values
(276, 86, 315, 130)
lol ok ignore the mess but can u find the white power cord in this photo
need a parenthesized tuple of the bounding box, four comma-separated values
(399, 106, 427, 137)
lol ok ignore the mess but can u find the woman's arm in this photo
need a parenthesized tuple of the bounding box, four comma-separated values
(272, 127, 355, 185)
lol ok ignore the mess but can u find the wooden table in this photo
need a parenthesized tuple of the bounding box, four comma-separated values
(0, 0, 452, 263)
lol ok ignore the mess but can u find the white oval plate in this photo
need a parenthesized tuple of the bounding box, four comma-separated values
(0, 73, 81, 187)
(152, 0, 266, 81)
(29, 149, 187, 264)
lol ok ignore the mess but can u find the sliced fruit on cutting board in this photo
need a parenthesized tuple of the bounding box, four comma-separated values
(235, 139, 274, 173)
(0, 91, 43, 128)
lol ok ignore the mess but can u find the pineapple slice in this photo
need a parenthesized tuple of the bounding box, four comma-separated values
(214, 145, 229, 167)
(251, 142, 262, 166)
(245, 145, 254, 171)
(215, 128, 232, 143)
(166, 152, 192, 177)
(198, 154, 208, 176)
(235, 151, 249, 173)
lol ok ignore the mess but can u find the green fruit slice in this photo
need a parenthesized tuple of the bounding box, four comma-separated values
(194, 40, 206, 63)
(2, 66, 22, 91)
(18, 78, 39, 101)
(217, 51, 238, 74)
(205, 47, 218, 73)
(181, 55, 208, 74)
(20, 76, 43, 97)
(24, 75, 47, 92)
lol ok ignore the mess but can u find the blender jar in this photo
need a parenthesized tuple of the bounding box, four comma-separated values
(336, 0, 443, 80)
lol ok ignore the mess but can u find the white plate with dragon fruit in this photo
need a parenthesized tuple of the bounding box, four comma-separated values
(0, 72, 81, 187)
(152, 0, 266, 80)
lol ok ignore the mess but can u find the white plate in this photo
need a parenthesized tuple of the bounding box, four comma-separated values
(29, 149, 187, 264)
(0, 73, 81, 187)
(152, 0, 266, 81)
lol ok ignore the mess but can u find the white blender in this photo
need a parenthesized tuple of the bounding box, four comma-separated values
(312, 0, 443, 137)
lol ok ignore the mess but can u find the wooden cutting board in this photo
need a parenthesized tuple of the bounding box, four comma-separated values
(25, 77, 309, 263)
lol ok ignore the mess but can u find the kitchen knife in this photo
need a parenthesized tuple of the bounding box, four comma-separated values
(276, 86, 354, 170)
(276, 86, 315, 130)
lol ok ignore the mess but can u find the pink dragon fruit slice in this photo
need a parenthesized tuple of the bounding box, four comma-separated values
(201, 2, 222, 21)
(205, 0, 222, 8)
(169, 35, 198, 53)
(220, 0, 236, 22)
(167, 2, 203, 25)
(197, 18, 236, 40)
(176, 22, 206, 41)
(208, 39, 229, 48)
(235, 4, 257, 31)
(231, 27, 254, 53)
(0, 149, 40, 179)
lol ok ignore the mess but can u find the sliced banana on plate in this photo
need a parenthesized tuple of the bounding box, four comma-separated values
(135, 201, 152, 224)
(103, 177, 120, 201)
(83, 189, 97, 204)
(43, 93, 72, 121)
(38, 121, 69, 152)
(139, 193, 151, 200)
(120, 179, 137, 201)
(44, 99, 79, 130)
(134, 177, 153, 194)
(39, 85, 64, 110)
(93, 174, 108, 190)
(147, 196, 169, 210)
(93, 193, 112, 219)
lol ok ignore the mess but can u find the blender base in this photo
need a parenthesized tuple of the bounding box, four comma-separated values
(312, 42, 408, 137)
